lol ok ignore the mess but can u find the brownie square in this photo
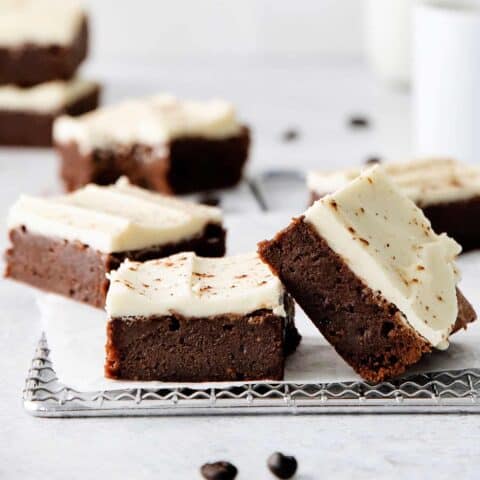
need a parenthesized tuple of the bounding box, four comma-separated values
(258, 217, 475, 382)
(104, 253, 301, 382)
(0, 82, 100, 147)
(0, 16, 88, 87)
(54, 95, 250, 194)
(260, 167, 476, 382)
(5, 179, 226, 307)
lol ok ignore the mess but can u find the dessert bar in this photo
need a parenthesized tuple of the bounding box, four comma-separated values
(5, 178, 225, 308)
(308, 158, 480, 251)
(105, 253, 300, 382)
(0, 0, 88, 87)
(0, 78, 99, 146)
(260, 166, 476, 382)
(54, 94, 250, 194)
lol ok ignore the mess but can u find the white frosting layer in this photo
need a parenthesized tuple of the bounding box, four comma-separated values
(307, 158, 480, 207)
(305, 166, 461, 349)
(7, 177, 222, 253)
(0, 78, 97, 113)
(0, 0, 85, 47)
(53, 94, 242, 153)
(106, 253, 286, 318)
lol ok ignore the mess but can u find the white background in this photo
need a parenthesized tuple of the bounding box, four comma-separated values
(82, 0, 364, 65)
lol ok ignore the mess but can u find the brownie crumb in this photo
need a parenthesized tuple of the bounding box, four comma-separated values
(349, 115, 370, 128)
(281, 128, 300, 142)
(201, 461, 238, 480)
(267, 452, 298, 479)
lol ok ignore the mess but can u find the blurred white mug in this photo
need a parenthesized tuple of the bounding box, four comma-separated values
(365, 0, 416, 87)
(414, 1, 480, 163)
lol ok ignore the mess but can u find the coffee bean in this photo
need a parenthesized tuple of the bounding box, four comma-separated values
(282, 128, 300, 142)
(267, 452, 298, 479)
(199, 194, 221, 207)
(349, 115, 370, 128)
(200, 461, 238, 480)
(365, 156, 382, 165)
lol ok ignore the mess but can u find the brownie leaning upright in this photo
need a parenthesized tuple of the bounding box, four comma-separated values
(53, 94, 250, 194)
(0, 0, 100, 146)
(259, 166, 476, 383)
(5, 178, 226, 308)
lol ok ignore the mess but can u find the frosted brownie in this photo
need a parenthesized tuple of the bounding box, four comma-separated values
(105, 253, 300, 382)
(5, 178, 225, 308)
(259, 166, 476, 382)
(0, 0, 88, 87)
(54, 94, 250, 194)
(308, 158, 480, 251)
(0, 78, 100, 146)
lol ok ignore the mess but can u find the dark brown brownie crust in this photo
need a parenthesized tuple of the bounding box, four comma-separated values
(311, 191, 480, 253)
(105, 295, 300, 382)
(422, 197, 480, 253)
(258, 217, 476, 383)
(57, 126, 250, 194)
(0, 18, 88, 87)
(4, 223, 226, 308)
(0, 85, 100, 147)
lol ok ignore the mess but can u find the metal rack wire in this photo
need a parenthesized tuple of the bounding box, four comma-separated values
(23, 336, 480, 417)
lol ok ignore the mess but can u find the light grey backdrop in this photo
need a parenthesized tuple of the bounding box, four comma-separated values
(82, 0, 363, 65)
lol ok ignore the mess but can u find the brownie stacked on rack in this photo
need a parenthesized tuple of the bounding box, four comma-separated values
(0, 0, 100, 146)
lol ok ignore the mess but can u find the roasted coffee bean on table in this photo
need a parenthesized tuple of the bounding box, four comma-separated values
(281, 128, 300, 142)
(348, 115, 370, 128)
(200, 461, 238, 480)
(267, 452, 298, 479)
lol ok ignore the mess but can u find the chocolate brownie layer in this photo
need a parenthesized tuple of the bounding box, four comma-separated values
(311, 191, 480, 253)
(0, 18, 88, 87)
(258, 218, 476, 382)
(5, 223, 226, 308)
(58, 127, 250, 193)
(105, 297, 299, 382)
(422, 197, 480, 253)
(0, 85, 99, 147)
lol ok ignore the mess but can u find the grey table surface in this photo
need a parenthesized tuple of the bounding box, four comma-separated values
(1, 58, 479, 479)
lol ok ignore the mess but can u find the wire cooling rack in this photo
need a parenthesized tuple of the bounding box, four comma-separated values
(23, 336, 480, 417)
